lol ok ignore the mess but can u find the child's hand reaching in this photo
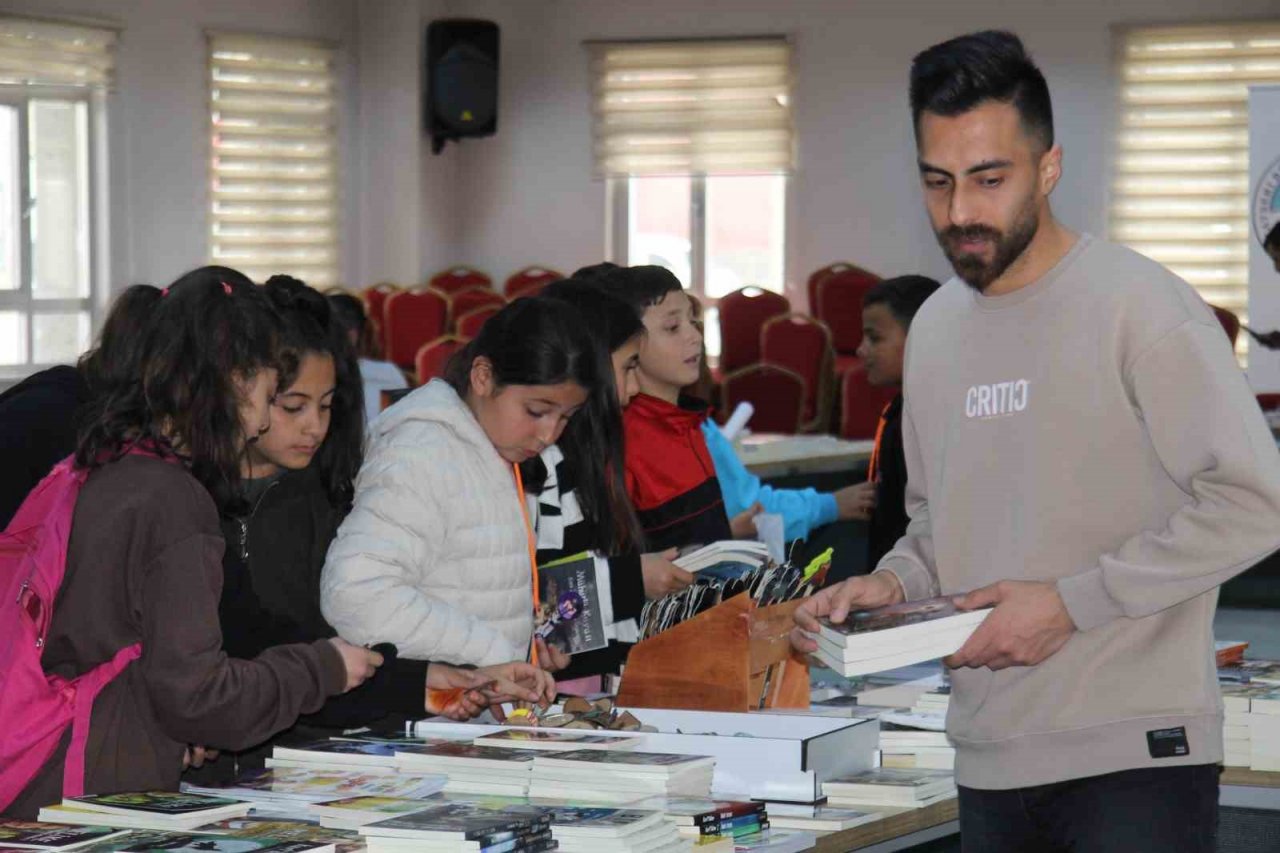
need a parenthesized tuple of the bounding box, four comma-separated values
(729, 502, 764, 538)
(834, 482, 877, 521)
(327, 638, 384, 692)
(641, 549, 695, 598)
(534, 636, 571, 672)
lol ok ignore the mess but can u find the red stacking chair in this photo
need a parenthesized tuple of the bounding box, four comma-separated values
(414, 335, 465, 385)
(449, 287, 507, 330)
(361, 283, 401, 357)
(720, 364, 807, 435)
(761, 314, 836, 433)
(807, 262, 857, 314)
(1210, 304, 1240, 348)
(429, 265, 492, 295)
(504, 266, 562, 299)
(815, 265, 881, 375)
(1257, 393, 1280, 413)
(383, 288, 448, 370)
(457, 304, 503, 339)
(717, 286, 790, 376)
(839, 363, 898, 440)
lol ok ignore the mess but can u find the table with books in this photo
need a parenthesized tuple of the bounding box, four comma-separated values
(736, 434, 874, 480)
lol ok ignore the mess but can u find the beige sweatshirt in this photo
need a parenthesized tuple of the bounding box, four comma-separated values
(878, 234, 1280, 790)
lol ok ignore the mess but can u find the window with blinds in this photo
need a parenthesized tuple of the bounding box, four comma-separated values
(208, 33, 338, 288)
(588, 38, 793, 177)
(0, 17, 116, 87)
(1112, 22, 1280, 361)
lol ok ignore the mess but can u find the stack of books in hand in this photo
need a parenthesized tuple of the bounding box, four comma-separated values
(808, 597, 991, 677)
(392, 743, 537, 797)
(823, 768, 956, 809)
(529, 751, 715, 804)
(355, 801, 554, 853)
(542, 807, 680, 852)
(876, 710, 954, 771)
(37, 792, 251, 831)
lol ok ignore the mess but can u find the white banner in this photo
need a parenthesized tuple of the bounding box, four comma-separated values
(1247, 85, 1280, 392)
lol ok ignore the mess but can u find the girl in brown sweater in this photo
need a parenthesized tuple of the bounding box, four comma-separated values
(4, 267, 382, 819)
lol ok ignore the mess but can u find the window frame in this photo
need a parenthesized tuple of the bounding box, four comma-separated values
(0, 84, 103, 380)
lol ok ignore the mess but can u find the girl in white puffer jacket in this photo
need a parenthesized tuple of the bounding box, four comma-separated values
(320, 297, 611, 670)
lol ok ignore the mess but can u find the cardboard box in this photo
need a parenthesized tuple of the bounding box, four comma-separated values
(413, 707, 877, 802)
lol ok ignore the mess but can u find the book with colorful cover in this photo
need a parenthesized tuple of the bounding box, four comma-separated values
(0, 821, 129, 850)
(181, 768, 445, 804)
(115, 837, 334, 853)
(628, 797, 764, 828)
(730, 828, 816, 853)
(535, 552, 608, 656)
(753, 803, 881, 832)
(681, 816, 769, 838)
(394, 742, 539, 768)
(531, 750, 713, 773)
(539, 808, 664, 837)
(191, 818, 362, 853)
(356, 802, 546, 841)
(472, 729, 640, 752)
(24, 830, 188, 853)
(63, 793, 250, 821)
(306, 796, 435, 826)
(817, 597, 989, 641)
(272, 740, 400, 768)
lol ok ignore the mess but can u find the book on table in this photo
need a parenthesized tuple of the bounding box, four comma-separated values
(535, 551, 609, 656)
(40, 793, 251, 831)
(626, 796, 765, 828)
(181, 767, 446, 806)
(305, 796, 437, 829)
(115, 836, 336, 853)
(269, 739, 402, 771)
(0, 820, 130, 850)
(759, 803, 882, 832)
(729, 828, 817, 853)
(356, 801, 549, 841)
(472, 728, 641, 751)
(543, 807, 681, 853)
(190, 817, 364, 853)
(822, 767, 956, 806)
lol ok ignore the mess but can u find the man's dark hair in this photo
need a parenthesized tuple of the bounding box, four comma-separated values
(863, 275, 942, 330)
(910, 30, 1053, 152)
(1265, 222, 1280, 252)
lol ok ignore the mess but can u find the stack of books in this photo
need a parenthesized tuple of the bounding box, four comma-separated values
(194, 815, 365, 852)
(182, 767, 446, 814)
(910, 684, 951, 715)
(822, 768, 956, 809)
(306, 796, 438, 831)
(266, 739, 403, 774)
(853, 671, 946, 709)
(108, 833, 338, 852)
(631, 797, 769, 843)
(529, 751, 715, 804)
(472, 729, 642, 752)
(37, 792, 252, 832)
(723, 829, 817, 853)
(762, 803, 882, 833)
(355, 800, 554, 853)
(673, 541, 769, 573)
(1247, 688, 1280, 771)
(0, 819, 131, 850)
(876, 710, 954, 771)
(542, 807, 680, 852)
(392, 742, 537, 797)
(1221, 682, 1263, 767)
(808, 597, 991, 677)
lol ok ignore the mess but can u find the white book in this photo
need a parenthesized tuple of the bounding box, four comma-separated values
(271, 739, 401, 770)
(266, 758, 398, 775)
(824, 768, 955, 803)
(1225, 712, 1252, 727)
(828, 789, 955, 810)
(816, 644, 967, 679)
(673, 540, 769, 572)
(880, 750, 956, 770)
(856, 674, 947, 708)
(814, 622, 981, 664)
(816, 597, 990, 647)
(473, 729, 642, 751)
(762, 804, 882, 832)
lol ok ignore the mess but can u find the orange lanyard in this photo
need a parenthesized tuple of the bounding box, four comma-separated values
(512, 463, 541, 668)
(867, 401, 893, 484)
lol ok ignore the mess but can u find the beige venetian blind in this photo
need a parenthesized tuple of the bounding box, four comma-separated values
(0, 16, 116, 88)
(588, 38, 793, 177)
(1112, 22, 1280, 360)
(208, 33, 338, 287)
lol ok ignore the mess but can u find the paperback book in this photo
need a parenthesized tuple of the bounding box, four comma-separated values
(116, 836, 335, 853)
(181, 767, 446, 806)
(43, 793, 250, 831)
(535, 552, 608, 656)
(0, 821, 129, 850)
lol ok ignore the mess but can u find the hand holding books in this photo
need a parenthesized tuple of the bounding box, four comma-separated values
(944, 580, 1076, 670)
(640, 548, 695, 598)
(790, 571, 904, 655)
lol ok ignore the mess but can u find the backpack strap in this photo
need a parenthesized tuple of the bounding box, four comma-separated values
(59, 643, 142, 799)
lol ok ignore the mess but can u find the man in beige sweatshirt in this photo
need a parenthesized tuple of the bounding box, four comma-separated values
(794, 30, 1280, 852)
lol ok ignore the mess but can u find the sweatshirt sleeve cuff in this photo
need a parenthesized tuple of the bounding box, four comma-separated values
(312, 638, 349, 698)
(609, 554, 645, 622)
(1057, 568, 1126, 632)
(385, 658, 431, 716)
(874, 557, 935, 601)
(816, 492, 839, 528)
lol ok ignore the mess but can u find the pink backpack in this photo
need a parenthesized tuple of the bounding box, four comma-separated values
(0, 454, 144, 811)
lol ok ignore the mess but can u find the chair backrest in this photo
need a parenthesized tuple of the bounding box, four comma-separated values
(720, 363, 807, 435)
(717, 286, 791, 375)
(414, 335, 465, 385)
(504, 266, 562, 299)
(449, 287, 507, 330)
(429, 266, 492, 295)
(816, 266, 881, 354)
(839, 363, 898, 440)
(761, 313, 835, 432)
(383, 288, 449, 369)
(361, 283, 402, 357)
(1210, 304, 1240, 348)
(807, 262, 856, 314)
(456, 304, 503, 340)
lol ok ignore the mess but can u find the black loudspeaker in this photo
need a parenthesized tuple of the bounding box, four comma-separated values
(425, 19, 499, 154)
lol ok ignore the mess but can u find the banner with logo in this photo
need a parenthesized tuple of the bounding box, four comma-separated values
(1247, 85, 1280, 391)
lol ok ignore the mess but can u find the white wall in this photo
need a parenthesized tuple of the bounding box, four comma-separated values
(2, 0, 359, 294)
(413, 0, 1280, 308)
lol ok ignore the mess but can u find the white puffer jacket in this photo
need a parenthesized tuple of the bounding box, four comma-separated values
(320, 380, 533, 666)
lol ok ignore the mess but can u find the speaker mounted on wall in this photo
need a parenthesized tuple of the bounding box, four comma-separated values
(425, 19, 499, 154)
